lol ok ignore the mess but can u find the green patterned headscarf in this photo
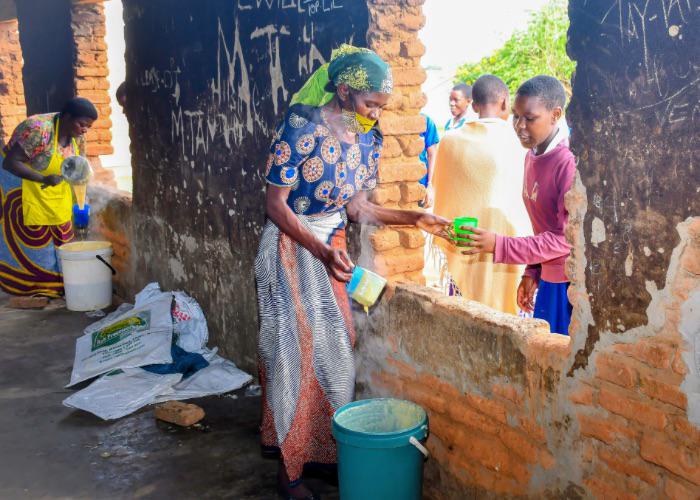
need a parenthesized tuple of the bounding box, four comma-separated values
(291, 44, 393, 107)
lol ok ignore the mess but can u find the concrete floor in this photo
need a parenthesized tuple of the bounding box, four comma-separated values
(0, 293, 338, 500)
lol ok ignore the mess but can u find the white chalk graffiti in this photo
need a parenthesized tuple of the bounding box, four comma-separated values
(599, 0, 700, 125)
(237, 0, 344, 17)
(134, 12, 356, 161)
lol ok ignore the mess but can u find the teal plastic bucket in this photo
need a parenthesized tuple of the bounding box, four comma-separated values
(332, 398, 429, 500)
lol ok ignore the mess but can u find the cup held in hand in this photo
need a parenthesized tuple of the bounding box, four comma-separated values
(453, 217, 478, 243)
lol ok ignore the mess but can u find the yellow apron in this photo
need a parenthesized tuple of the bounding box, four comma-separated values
(21, 116, 78, 226)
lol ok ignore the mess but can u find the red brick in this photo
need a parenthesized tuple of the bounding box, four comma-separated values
(8, 296, 49, 309)
(584, 476, 637, 500)
(380, 113, 425, 136)
(499, 426, 540, 464)
(370, 184, 401, 205)
(612, 340, 675, 370)
(373, 247, 423, 276)
(381, 136, 402, 158)
(418, 373, 461, 400)
(569, 383, 595, 405)
(377, 159, 426, 183)
(399, 182, 425, 204)
(596, 353, 638, 388)
(400, 39, 426, 57)
(664, 477, 699, 500)
(397, 134, 424, 157)
(86, 144, 114, 156)
(392, 67, 427, 86)
(577, 412, 638, 444)
(446, 398, 501, 436)
(465, 393, 508, 424)
(154, 401, 205, 427)
(397, 227, 424, 248)
(369, 228, 400, 252)
(599, 383, 668, 430)
(672, 350, 690, 376)
(670, 416, 700, 448)
(598, 446, 660, 485)
(76, 66, 109, 77)
(519, 416, 546, 443)
(640, 433, 700, 485)
(639, 371, 687, 409)
(404, 379, 447, 414)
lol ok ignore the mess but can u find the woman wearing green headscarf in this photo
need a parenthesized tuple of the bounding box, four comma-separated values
(256, 45, 451, 499)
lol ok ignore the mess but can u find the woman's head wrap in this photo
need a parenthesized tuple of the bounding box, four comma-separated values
(61, 97, 98, 120)
(291, 45, 393, 107)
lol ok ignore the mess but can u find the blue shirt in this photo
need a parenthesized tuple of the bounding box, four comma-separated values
(265, 104, 382, 216)
(419, 114, 439, 186)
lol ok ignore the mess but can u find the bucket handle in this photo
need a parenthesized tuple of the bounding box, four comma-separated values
(96, 255, 117, 275)
(409, 436, 429, 459)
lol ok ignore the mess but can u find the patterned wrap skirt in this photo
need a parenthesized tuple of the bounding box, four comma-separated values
(255, 212, 355, 483)
(0, 156, 74, 297)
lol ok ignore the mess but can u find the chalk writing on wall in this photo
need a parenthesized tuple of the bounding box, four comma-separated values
(568, 0, 699, 360)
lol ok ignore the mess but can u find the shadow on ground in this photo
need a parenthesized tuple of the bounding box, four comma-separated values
(0, 293, 339, 499)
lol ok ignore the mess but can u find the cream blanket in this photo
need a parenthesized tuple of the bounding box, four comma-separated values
(433, 118, 531, 314)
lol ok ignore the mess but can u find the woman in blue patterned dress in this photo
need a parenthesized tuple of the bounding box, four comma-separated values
(255, 46, 452, 499)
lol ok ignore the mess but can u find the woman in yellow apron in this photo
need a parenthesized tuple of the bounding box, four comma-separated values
(1, 97, 97, 297)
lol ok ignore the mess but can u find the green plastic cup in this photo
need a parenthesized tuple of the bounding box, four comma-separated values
(453, 217, 478, 242)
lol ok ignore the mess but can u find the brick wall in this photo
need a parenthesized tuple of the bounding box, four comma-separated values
(355, 286, 571, 498)
(353, 0, 700, 497)
(70, 0, 115, 186)
(87, 184, 135, 300)
(364, 0, 428, 284)
(0, 17, 26, 146)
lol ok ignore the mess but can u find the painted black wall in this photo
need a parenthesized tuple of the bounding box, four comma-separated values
(568, 0, 700, 365)
(16, 0, 75, 115)
(123, 0, 369, 371)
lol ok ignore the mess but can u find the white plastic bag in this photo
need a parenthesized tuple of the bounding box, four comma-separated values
(172, 291, 208, 352)
(134, 282, 209, 352)
(68, 294, 174, 386)
(153, 353, 251, 403)
(63, 368, 182, 420)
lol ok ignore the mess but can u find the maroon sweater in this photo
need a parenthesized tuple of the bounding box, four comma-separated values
(494, 140, 576, 283)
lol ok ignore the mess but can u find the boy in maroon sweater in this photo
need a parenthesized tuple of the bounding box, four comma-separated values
(460, 76, 575, 335)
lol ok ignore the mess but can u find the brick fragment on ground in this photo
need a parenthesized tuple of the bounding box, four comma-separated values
(8, 296, 50, 309)
(154, 401, 205, 427)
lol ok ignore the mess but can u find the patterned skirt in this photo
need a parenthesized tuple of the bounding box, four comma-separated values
(0, 158, 74, 297)
(255, 215, 355, 483)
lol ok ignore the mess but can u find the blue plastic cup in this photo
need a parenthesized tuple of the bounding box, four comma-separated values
(73, 203, 90, 228)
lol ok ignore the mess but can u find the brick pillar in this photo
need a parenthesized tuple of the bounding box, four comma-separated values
(365, 0, 427, 283)
(70, 0, 115, 187)
(0, 18, 27, 146)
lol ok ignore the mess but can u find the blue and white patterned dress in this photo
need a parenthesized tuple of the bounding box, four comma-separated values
(255, 103, 383, 482)
(265, 104, 382, 220)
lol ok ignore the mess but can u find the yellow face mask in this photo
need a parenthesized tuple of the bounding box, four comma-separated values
(341, 108, 377, 134)
(355, 113, 377, 134)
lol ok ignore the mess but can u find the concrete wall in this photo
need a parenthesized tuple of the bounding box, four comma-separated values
(121, 0, 369, 372)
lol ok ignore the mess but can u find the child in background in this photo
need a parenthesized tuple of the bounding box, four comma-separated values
(460, 75, 575, 335)
(445, 83, 474, 132)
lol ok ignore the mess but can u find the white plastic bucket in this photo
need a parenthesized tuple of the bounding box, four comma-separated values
(57, 241, 114, 311)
